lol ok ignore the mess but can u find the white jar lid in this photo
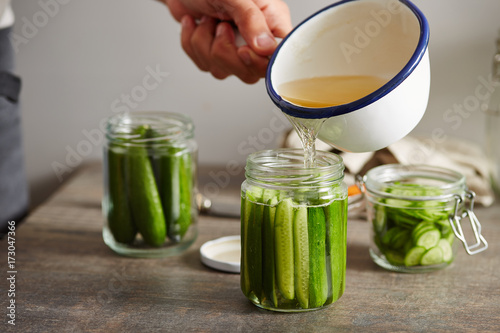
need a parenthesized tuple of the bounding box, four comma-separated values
(200, 235, 240, 273)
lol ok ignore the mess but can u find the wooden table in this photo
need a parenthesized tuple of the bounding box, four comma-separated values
(2, 163, 499, 332)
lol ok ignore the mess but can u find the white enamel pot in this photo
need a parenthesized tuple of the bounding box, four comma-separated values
(266, 0, 430, 153)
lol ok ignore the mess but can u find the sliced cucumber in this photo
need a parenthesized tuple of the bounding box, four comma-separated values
(411, 222, 435, 241)
(420, 246, 444, 266)
(293, 206, 309, 309)
(382, 227, 402, 246)
(240, 195, 251, 297)
(391, 229, 411, 249)
(262, 194, 278, 307)
(415, 228, 441, 250)
(248, 188, 264, 302)
(385, 250, 405, 266)
(274, 198, 295, 300)
(325, 198, 347, 302)
(437, 238, 453, 262)
(308, 206, 328, 308)
(404, 246, 426, 267)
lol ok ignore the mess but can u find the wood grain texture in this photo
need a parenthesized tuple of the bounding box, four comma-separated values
(1, 163, 499, 332)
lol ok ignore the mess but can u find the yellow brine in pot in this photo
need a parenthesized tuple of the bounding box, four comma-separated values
(278, 75, 388, 108)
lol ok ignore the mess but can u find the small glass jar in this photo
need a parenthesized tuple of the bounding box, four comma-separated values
(362, 164, 488, 273)
(484, 31, 500, 196)
(240, 149, 348, 312)
(102, 111, 198, 258)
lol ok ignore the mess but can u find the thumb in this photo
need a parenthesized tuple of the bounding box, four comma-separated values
(222, 0, 278, 56)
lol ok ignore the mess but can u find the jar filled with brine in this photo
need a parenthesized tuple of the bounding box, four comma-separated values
(103, 111, 198, 258)
(240, 149, 348, 312)
(362, 164, 488, 273)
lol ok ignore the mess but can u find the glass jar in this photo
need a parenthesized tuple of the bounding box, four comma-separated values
(102, 111, 198, 258)
(240, 149, 348, 312)
(485, 31, 500, 196)
(362, 164, 488, 273)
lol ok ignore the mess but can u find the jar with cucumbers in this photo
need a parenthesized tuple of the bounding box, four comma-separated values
(103, 111, 198, 258)
(240, 149, 348, 312)
(363, 164, 488, 273)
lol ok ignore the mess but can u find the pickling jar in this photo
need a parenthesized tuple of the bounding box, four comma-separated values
(361, 164, 488, 273)
(240, 148, 348, 312)
(102, 111, 198, 258)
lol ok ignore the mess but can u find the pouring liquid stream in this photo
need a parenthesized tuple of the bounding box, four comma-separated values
(279, 75, 387, 167)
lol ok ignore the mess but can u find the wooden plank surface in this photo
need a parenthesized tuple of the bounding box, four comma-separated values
(1, 163, 499, 332)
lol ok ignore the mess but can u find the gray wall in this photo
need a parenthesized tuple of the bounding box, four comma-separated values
(10, 0, 500, 206)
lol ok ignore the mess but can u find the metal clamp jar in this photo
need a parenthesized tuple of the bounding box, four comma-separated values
(103, 111, 198, 258)
(240, 149, 348, 312)
(361, 164, 488, 273)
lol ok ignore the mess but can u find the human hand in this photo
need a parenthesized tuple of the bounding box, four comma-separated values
(161, 0, 292, 83)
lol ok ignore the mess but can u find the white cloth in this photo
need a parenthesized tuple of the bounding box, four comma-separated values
(0, 1, 13, 29)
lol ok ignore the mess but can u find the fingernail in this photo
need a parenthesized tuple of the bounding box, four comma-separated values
(255, 33, 276, 50)
(216, 23, 226, 38)
(181, 16, 190, 28)
(239, 51, 252, 66)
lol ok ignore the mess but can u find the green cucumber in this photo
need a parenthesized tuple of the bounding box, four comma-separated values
(307, 206, 328, 308)
(177, 151, 193, 238)
(437, 238, 453, 262)
(382, 227, 402, 246)
(294, 206, 310, 309)
(385, 250, 405, 265)
(274, 198, 295, 300)
(240, 195, 251, 297)
(420, 246, 444, 265)
(262, 194, 278, 307)
(411, 222, 435, 241)
(127, 127, 166, 247)
(415, 228, 441, 250)
(404, 246, 426, 267)
(373, 204, 387, 234)
(241, 187, 263, 301)
(249, 191, 264, 302)
(391, 229, 411, 249)
(106, 146, 137, 244)
(324, 198, 347, 302)
(159, 147, 192, 242)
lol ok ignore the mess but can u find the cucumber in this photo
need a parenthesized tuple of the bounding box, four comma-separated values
(391, 229, 411, 249)
(240, 195, 251, 297)
(385, 249, 405, 265)
(262, 192, 278, 307)
(294, 206, 310, 309)
(159, 147, 192, 242)
(177, 151, 193, 238)
(420, 246, 444, 266)
(106, 146, 137, 244)
(373, 204, 387, 234)
(126, 127, 167, 247)
(382, 227, 402, 246)
(241, 187, 263, 301)
(415, 228, 441, 250)
(307, 206, 328, 308)
(274, 198, 295, 300)
(404, 246, 426, 267)
(324, 198, 347, 303)
(411, 222, 435, 241)
(437, 238, 453, 262)
(249, 191, 264, 302)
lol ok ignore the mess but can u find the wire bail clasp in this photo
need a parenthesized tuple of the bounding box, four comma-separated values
(449, 191, 488, 255)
